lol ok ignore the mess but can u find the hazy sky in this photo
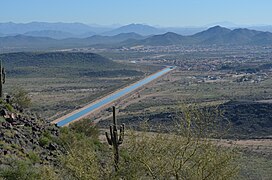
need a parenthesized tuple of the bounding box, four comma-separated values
(1, 0, 272, 26)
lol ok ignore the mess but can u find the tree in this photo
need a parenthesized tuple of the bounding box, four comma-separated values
(116, 105, 238, 179)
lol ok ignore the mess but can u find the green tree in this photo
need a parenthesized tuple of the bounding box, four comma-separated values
(116, 105, 238, 179)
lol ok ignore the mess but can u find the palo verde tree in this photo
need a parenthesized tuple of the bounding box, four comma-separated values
(117, 105, 238, 179)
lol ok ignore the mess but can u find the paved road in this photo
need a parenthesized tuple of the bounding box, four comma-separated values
(53, 66, 175, 127)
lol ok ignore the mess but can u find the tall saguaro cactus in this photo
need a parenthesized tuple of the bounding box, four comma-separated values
(105, 106, 125, 171)
(0, 60, 6, 98)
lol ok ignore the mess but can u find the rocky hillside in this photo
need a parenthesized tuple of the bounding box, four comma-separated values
(0, 98, 62, 167)
(219, 100, 272, 138)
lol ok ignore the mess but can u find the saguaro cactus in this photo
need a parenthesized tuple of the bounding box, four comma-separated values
(0, 60, 6, 98)
(105, 106, 125, 171)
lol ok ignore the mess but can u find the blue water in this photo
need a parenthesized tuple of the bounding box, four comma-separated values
(56, 67, 174, 126)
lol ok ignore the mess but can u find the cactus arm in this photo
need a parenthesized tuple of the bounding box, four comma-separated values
(109, 125, 115, 145)
(105, 132, 112, 145)
(118, 124, 125, 144)
(118, 129, 123, 144)
(112, 106, 117, 130)
(0, 60, 3, 98)
(2, 68, 5, 84)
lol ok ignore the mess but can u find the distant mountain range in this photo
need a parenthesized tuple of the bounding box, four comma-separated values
(129, 26, 272, 46)
(2, 22, 272, 39)
(1, 26, 272, 52)
(0, 22, 167, 38)
(0, 22, 95, 36)
(0, 32, 146, 51)
(23, 30, 76, 39)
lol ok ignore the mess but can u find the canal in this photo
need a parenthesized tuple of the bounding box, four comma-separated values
(55, 66, 175, 126)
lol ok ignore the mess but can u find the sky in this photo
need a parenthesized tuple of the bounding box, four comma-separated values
(1, 0, 272, 27)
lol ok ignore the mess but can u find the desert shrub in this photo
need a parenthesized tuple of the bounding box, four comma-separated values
(58, 105, 238, 179)
(10, 87, 31, 109)
(58, 127, 111, 180)
(42, 130, 53, 140)
(69, 119, 99, 138)
(0, 116, 5, 123)
(60, 139, 103, 179)
(0, 160, 40, 180)
(38, 136, 50, 147)
(27, 151, 40, 163)
(5, 103, 14, 112)
(0, 159, 58, 180)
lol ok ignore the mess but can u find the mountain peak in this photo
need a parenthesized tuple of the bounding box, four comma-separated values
(192, 26, 231, 41)
(161, 32, 182, 37)
(206, 21, 238, 28)
(126, 23, 147, 26)
(206, 26, 231, 32)
(103, 23, 164, 36)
